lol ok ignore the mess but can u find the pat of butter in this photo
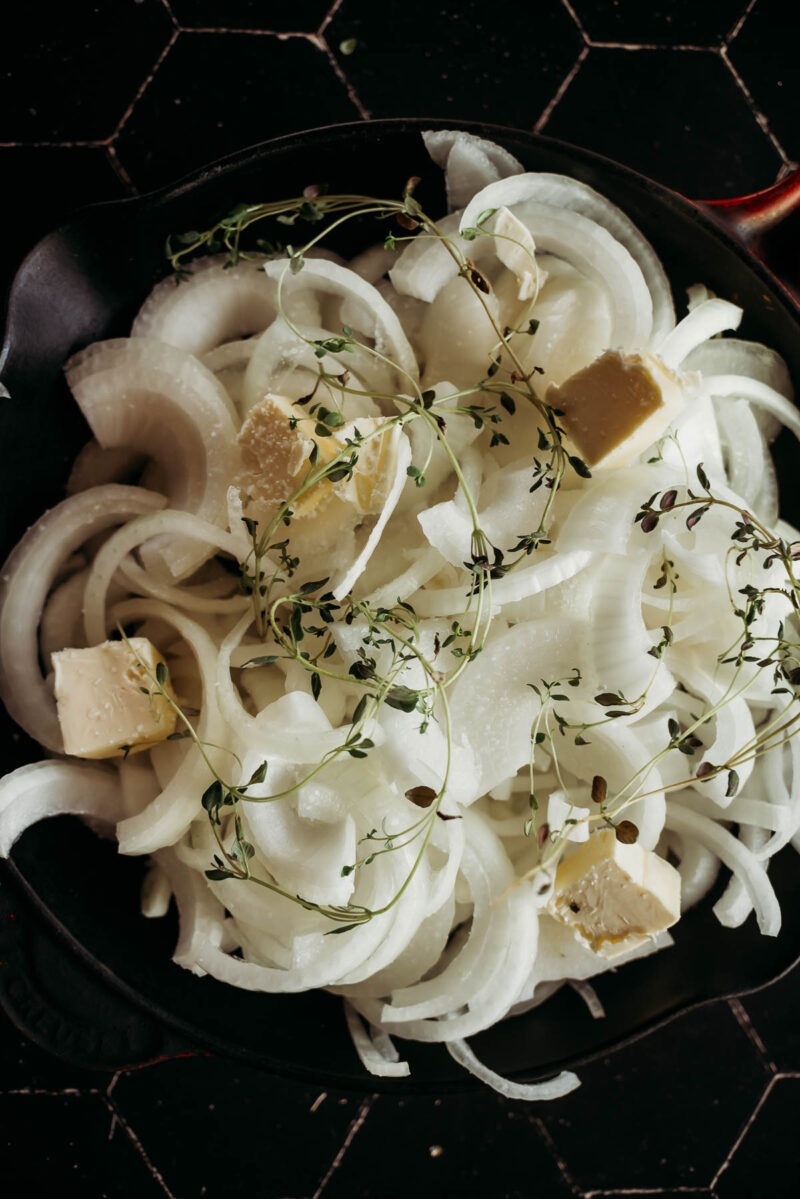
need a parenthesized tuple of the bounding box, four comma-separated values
(52, 638, 177, 760)
(330, 418, 398, 516)
(236, 393, 337, 516)
(549, 828, 681, 958)
(237, 395, 396, 521)
(546, 349, 685, 469)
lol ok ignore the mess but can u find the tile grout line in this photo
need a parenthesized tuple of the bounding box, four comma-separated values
(0, 139, 108, 148)
(159, 0, 179, 28)
(311, 1093, 378, 1199)
(0, 1087, 97, 1096)
(320, 37, 371, 121)
(724, 0, 759, 47)
(318, 0, 346, 37)
(727, 997, 777, 1073)
(557, 0, 588, 42)
(112, 28, 179, 142)
(171, 27, 320, 37)
(534, 46, 588, 134)
(718, 44, 792, 169)
(583, 42, 711, 51)
(104, 143, 136, 191)
(585, 1189, 710, 1196)
(531, 1116, 582, 1196)
(710, 1073, 777, 1191)
(103, 1093, 179, 1199)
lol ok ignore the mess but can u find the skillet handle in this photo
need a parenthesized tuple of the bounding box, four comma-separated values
(694, 168, 800, 302)
(0, 864, 202, 1072)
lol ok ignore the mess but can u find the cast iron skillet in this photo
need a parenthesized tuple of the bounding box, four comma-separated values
(1, 118, 800, 1091)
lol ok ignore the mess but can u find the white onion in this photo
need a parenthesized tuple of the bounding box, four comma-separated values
(423, 129, 524, 211)
(64, 338, 239, 578)
(658, 299, 742, 368)
(666, 803, 780, 936)
(446, 1037, 580, 1100)
(132, 255, 282, 356)
(0, 760, 123, 857)
(0, 485, 165, 751)
(262, 257, 418, 385)
(459, 171, 674, 344)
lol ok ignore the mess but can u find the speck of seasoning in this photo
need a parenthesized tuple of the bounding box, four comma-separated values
(429, 1145, 444, 1158)
(569, 902, 580, 913)
(591, 774, 607, 804)
(615, 820, 639, 844)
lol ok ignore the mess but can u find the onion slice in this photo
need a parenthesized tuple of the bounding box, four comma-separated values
(65, 338, 240, 579)
(0, 761, 123, 857)
(0, 485, 165, 751)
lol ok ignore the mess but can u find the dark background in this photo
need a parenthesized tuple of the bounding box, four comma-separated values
(1, 2, 799, 1197)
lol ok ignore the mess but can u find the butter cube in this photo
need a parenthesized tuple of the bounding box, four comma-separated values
(546, 349, 685, 469)
(53, 638, 177, 759)
(236, 393, 337, 517)
(549, 828, 681, 958)
(237, 394, 397, 522)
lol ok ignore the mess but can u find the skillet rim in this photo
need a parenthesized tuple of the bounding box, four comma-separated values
(1, 116, 799, 1091)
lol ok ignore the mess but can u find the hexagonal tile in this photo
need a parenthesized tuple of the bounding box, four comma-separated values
(112, 1056, 360, 1198)
(0, 1, 174, 141)
(0, 1094, 164, 1197)
(544, 46, 782, 196)
(170, 0, 331, 33)
(320, 1092, 574, 1199)
(537, 1000, 770, 1191)
(715, 1077, 800, 1198)
(327, 0, 583, 127)
(114, 32, 361, 190)
(740, 962, 800, 1072)
(568, 0, 748, 46)
(727, 0, 799, 163)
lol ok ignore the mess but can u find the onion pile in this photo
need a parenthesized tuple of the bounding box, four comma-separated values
(1, 131, 798, 1099)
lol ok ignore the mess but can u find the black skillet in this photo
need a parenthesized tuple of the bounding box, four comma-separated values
(1, 119, 800, 1091)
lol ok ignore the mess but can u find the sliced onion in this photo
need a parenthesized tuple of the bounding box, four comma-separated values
(0, 760, 122, 857)
(414, 550, 593, 617)
(0, 485, 165, 751)
(344, 1001, 410, 1077)
(132, 255, 283, 356)
(568, 978, 606, 1019)
(700, 373, 800, 447)
(110, 599, 228, 855)
(685, 337, 793, 444)
(459, 172, 674, 344)
(332, 426, 412, 600)
(423, 129, 523, 211)
(262, 257, 419, 385)
(67, 441, 147, 495)
(348, 244, 398, 284)
(447, 1037, 579, 1099)
(666, 803, 780, 935)
(490, 200, 653, 348)
(64, 338, 240, 579)
(657, 299, 742, 368)
(40, 567, 88, 663)
(202, 338, 258, 416)
(82, 509, 244, 645)
(154, 847, 228, 967)
(242, 316, 384, 412)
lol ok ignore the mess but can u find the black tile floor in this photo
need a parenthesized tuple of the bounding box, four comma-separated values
(1, 2, 799, 1196)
